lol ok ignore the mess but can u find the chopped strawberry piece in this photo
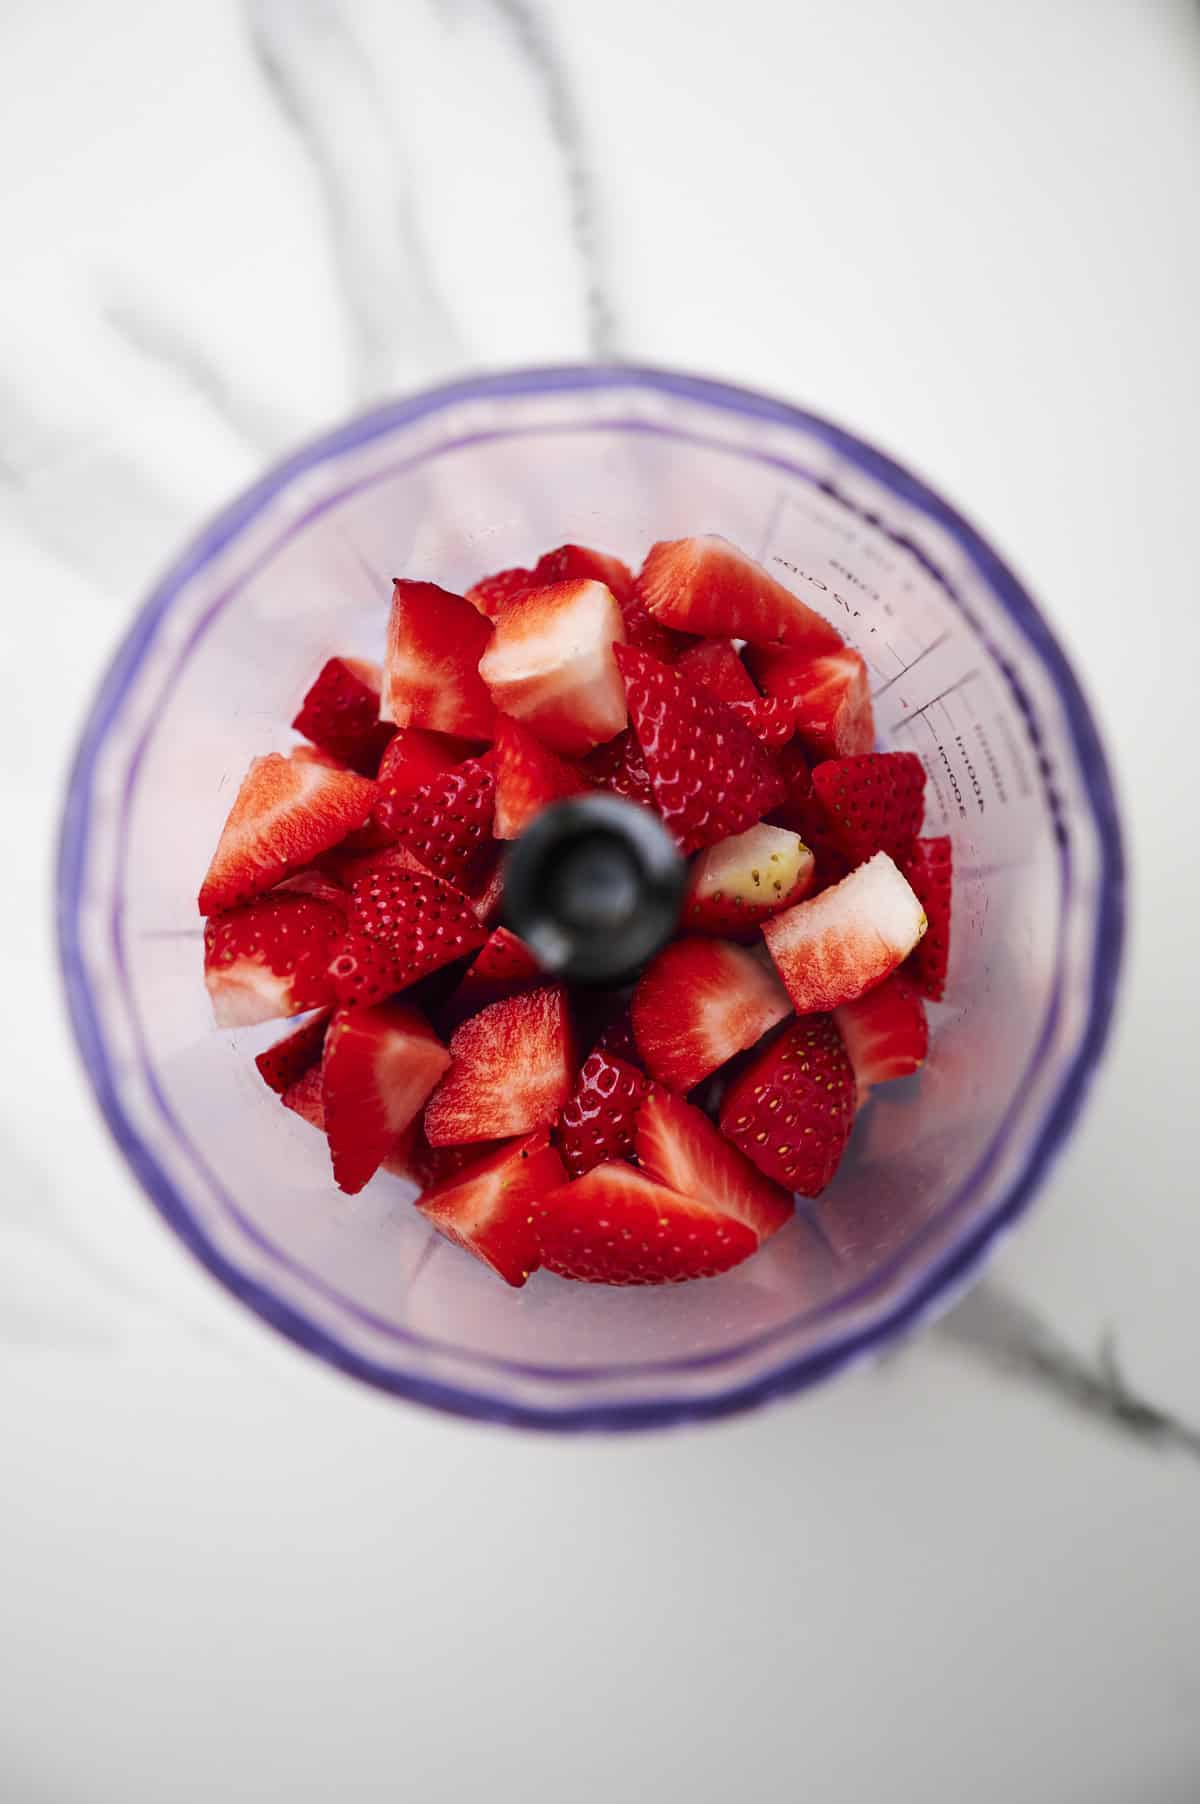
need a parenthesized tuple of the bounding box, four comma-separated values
(492, 717, 587, 840)
(204, 892, 346, 1027)
(674, 637, 759, 704)
(467, 858, 506, 926)
(631, 937, 792, 1093)
(582, 728, 657, 812)
(198, 751, 376, 915)
(451, 926, 541, 1012)
(897, 835, 953, 1000)
(635, 1089, 794, 1241)
(834, 971, 929, 1103)
(326, 933, 414, 1008)
(416, 1131, 565, 1287)
(557, 1047, 650, 1177)
(728, 696, 800, 748)
(810, 752, 926, 864)
(532, 543, 634, 601)
(615, 644, 785, 853)
(638, 536, 844, 651)
(292, 656, 394, 776)
(720, 1016, 856, 1195)
(465, 563, 536, 620)
(593, 1011, 641, 1066)
(763, 852, 927, 1013)
(345, 855, 488, 990)
(424, 984, 576, 1145)
(408, 1128, 506, 1190)
(254, 1010, 330, 1094)
(373, 756, 494, 888)
(375, 726, 476, 800)
(766, 745, 852, 892)
(478, 579, 628, 755)
(534, 1162, 758, 1285)
(323, 1001, 451, 1195)
(281, 1062, 327, 1132)
(682, 824, 815, 939)
(382, 579, 495, 738)
(747, 645, 875, 760)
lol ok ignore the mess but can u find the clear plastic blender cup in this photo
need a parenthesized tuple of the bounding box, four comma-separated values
(57, 366, 1124, 1430)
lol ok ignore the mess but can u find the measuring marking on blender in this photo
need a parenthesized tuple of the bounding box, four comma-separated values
(871, 631, 951, 698)
(889, 669, 982, 730)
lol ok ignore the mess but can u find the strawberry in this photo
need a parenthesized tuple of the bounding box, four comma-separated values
(254, 1010, 330, 1095)
(465, 563, 536, 620)
(345, 854, 488, 990)
(719, 1015, 856, 1195)
(416, 1131, 565, 1287)
(631, 937, 792, 1093)
(492, 717, 587, 840)
(375, 726, 476, 800)
(533, 1162, 757, 1285)
(204, 892, 346, 1027)
(281, 1062, 327, 1132)
(467, 858, 506, 925)
(834, 972, 928, 1103)
(766, 744, 852, 893)
(682, 824, 815, 939)
(614, 644, 785, 853)
(635, 1089, 794, 1241)
(728, 695, 801, 748)
(373, 756, 494, 887)
(593, 1012, 641, 1065)
(424, 983, 576, 1145)
(674, 637, 759, 704)
(531, 542, 687, 661)
(322, 1001, 451, 1194)
(638, 536, 844, 651)
(408, 1128, 506, 1190)
(451, 926, 541, 1012)
(326, 934, 415, 1008)
(382, 579, 495, 739)
(198, 751, 376, 915)
(582, 728, 656, 812)
(747, 646, 875, 761)
(292, 656, 394, 777)
(897, 835, 952, 1000)
(762, 852, 927, 1013)
(478, 579, 628, 755)
(557, 1047, 650, 1177)
(810, 752, 926, 864)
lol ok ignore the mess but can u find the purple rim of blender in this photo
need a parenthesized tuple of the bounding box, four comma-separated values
(56, 364, 1126, 1432)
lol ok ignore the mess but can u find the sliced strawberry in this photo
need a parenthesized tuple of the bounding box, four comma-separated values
(326, 933, 416, 1008)
(614, 644, 785, 853)
(373, 756, 494, 887)
(728, 695, 800, 748)
(719, 1015, 856, 1195)
(382, 579, 495, 738)
(810, 752, 926, 864)
(281, 1062, 327, 1132)
(557, 1047, 650, 1178)
(408, 1127, 506, 1190)
(345, 854, 488, 989)
(674, 637, 759, 704)
(424, 984, 575, 1145)
(747, 646, 875, 761)
(682, 823, 815, 940)
(465, 563, 535, 620)
(375, 726, 475, 800)
(834, 972, 929, 1103)
(631, 937, 792, 1093)
(198, 751, 376, 915)
(492, 717, 587, 840)
(533, 1162, 757, 1285)
(416, 1131, 565, 1287)
(322, 1001, 451, 1195)
(530, 542, 685, 661)
(478, 579, 627, 755)
(254, 1010, 330, 1094)
(638, 536, 844, 651)
(292, 657, 394, 776)
(593, 1012, 641, 1066)
(582, 728, 657, 812)
(897, 835, 953, 1000)
(635, 1089, 794, 1241)
(467, 858, 506, 926)
(204, 892, 346, 1027)
(762, 852, 927, 1013)
(451, 926, 542, 1012)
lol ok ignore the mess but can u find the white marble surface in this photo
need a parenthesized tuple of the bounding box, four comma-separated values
(2, 2, 1200, 1799)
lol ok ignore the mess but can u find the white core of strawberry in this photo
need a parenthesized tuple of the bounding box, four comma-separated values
(478, 580, 627, 751)
(690, 824, 813, 907)
(207, 961, 296, 1029)
(763, 853, 927, 1012)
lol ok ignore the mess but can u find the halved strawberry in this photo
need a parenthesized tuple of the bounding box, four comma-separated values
(897, 835, 952, 1000)
(614, 644, 785, 853)
(478, 579, 628, 756)
(635, 1089, 794, 1241)
(415, 1131, 565, 1287)
(810, 752, 926, 864)
(424, 984, 576, 1145)
(345, 854, 488, 990)
(382, 579, 495, 738)
(674, 637, 759, 704)
(682, 823, 815, 940)
(322, 1001, 451, 1194)
(373, 756, 494, 888)
(450, 926, 541, 1012)
(582, 728, 657, 812)
(465, 563, 536, 620)
(638, 536, 844, 651)
(747, 646, 875, 760)
(533, 1162, 757, 1285)
(492, 717, 587, 840)
(198, 751, 376, 915)
(292, 657, 394, 776)
(719, 1015, 856, 1195)
(254, 1010, 330, 1094)
(834, 972, 928, 1103)
(631, 937, 792, 1093)
(282, 1062, 327, 1132)
(762, 852, 927, 1013)
(557, 1047, 650, 1178)
(204, 892, 346, 1027)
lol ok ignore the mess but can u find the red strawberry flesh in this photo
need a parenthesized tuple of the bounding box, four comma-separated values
(254, 1010, 330, 1095)
(416, 1131, 565, 1287)
(382, 579, 495, 738)
(834, 971, 929, 1102)
(762, 852, 927, 1013)
(534, 1162, 758, 1285)
(492, 717, 587, 840)
(897, 835, 953, 1000)
(720, 1015, 856, 1195)
(373, 756, 494, 888)
(635, 1088, 794, 1241)
(810, 752, 926, 864)
(198, 752, 376, 915)
(204, 892, 346, 1027)
(638, 536, 844, 651)
(478, 579, 628, 756)
(558, 1047, 650, 1178)
(292, 656, 394, 776)
(323, 1001, 451, 1195)
(424, 983, 575, 1145)
(631, 936, 792, 1093)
